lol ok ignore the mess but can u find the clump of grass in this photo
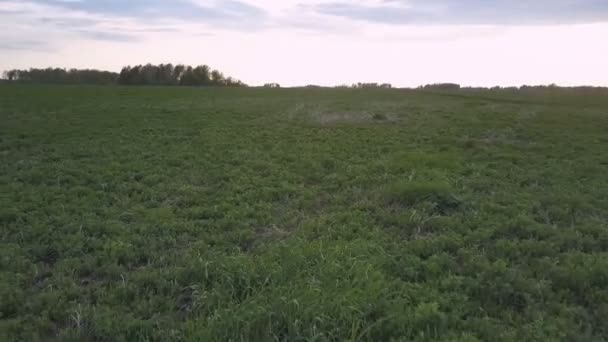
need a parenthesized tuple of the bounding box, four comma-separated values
(387, 152, 461, 173)
(383, 181, 461, 213)
(372, 113, 388, 121)
(463, 139, 477, 149)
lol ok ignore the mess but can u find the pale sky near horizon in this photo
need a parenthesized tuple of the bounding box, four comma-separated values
(1, 0, 608, 87)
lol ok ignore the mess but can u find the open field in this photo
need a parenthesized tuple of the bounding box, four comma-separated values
(1, 85, 608, 341)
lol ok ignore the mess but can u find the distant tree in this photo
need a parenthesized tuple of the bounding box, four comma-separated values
(350, 82, 391, 89)
(173, 64, 186, 84)
(226, 77, 246, 87)
(3, 70, 18, 81)
(264, 83, 280, 88)
(141, 64, 158, 85)
(180, 66, 196, 86)
(158, 64, 174, 85)
(211, 70, 225, 86)
(118, 66, 131, 84)
(421, 83, 461, 91)
(192, 65, 210, 85)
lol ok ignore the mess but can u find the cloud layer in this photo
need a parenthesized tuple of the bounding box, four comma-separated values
(1, 0, 607, 51)
(0, 0, 269, 46)
(27, 0, 266, 21)
(6, 0, 608, 32)
(315, 0, 608, 25)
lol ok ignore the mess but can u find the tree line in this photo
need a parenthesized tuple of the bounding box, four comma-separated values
(2, 64, 246, 87)
(2, 68, 118, 85)
(332, 83, 393, 89)
(118, 64, 245, 87)
(418, 83, 461, 90)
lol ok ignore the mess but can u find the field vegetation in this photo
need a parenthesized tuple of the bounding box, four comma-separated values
(1, 85, 607, 341)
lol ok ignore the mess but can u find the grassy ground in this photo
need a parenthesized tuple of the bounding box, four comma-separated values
(1, 85, 608, 341)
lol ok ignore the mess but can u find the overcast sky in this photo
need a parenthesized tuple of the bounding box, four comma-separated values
(2, 0, 608, 87)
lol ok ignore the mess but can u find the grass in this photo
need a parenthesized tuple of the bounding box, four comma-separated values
(1, 85, 608, 341)
(382, 181, 460, 211)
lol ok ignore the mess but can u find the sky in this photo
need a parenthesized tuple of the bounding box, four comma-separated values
(1, 0, 608, 87)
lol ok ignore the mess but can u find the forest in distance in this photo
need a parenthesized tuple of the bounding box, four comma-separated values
(3, 65, 608, 92)
(2, 64, 246, 87)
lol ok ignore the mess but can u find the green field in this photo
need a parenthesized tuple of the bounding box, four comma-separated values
(1, 85, 608, 341)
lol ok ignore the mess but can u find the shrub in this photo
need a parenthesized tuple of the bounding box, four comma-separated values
(372, 113, 388, 121)
(383, 181, 461, 213)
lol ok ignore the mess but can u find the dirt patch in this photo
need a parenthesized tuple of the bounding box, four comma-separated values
(287, 103, 397, 125)
(238, 225, 291, 253)
(518, 109, 538, 119)
(478, 129, 522, 146)
(255, 224, 290, 243)
(315, 111, 374, 124)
